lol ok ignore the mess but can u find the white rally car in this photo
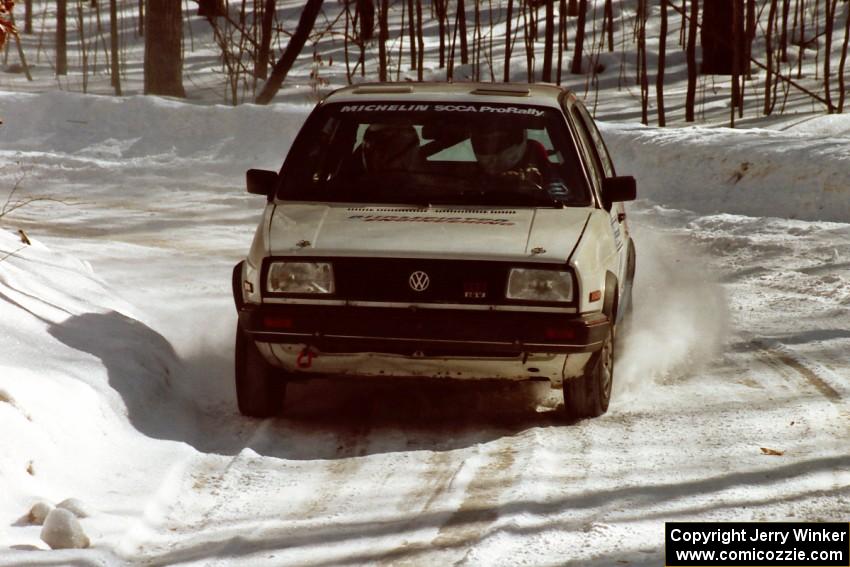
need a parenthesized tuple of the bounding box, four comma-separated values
(233, 82, 636, 420)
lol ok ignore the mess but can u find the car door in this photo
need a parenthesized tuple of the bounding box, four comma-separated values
(565, 100, 629, 295)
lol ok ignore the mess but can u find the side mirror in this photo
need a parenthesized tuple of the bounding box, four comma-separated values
(601, 175, 636, 208)
(246, 169, 279, 199)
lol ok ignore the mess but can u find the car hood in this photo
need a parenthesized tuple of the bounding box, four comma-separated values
(268, 204, 590, 262)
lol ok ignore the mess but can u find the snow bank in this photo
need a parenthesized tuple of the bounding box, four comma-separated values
(1, 91, 310, 171)
(0, 228, 193, 552)
(602, 119, 850, 223)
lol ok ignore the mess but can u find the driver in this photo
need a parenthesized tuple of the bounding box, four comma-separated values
(361, 123, 421, 173)
(470, 126, 550, 186)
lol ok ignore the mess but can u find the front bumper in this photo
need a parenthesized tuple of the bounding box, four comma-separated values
(237, 303, 610, 356)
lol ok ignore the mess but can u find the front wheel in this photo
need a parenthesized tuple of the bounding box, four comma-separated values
(234, 324, 286, 418)
(562, 325, 614, 420)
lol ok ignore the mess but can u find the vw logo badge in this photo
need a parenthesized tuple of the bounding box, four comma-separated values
(409, 271, 430, 292)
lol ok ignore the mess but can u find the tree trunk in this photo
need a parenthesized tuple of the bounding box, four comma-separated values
(745, 0, 755, 76)
(110, 0, 121, 95)
(797, 0, 805, 78)
(604, 0, 613, 52)
(255, 0, 322, 104)
(557, 0, 566, 84)
(779, 0, 790, 62)
(57, 0, 67, 75)
(657, 0, 667, 126)
(732, 0, 742, 125)
(9, 13, 33, 80)
(473, 0, 481, 79)
(407, 0, 417, 68)
(378, 0, 388, 80)
(356, 0, 374, 41)
(415, 0, 424, 79)
(823, 0, 837, 112)
(764, 0, 777, 114)
(436, 0, 446, 68)
(685, 0, 699, 122)
(503, 0, 513, 81)
(837, 0, 849, 112)
(638, 0, 648, 124)
(24, 0, 33, 34)
(77, 1, 88, 93)
(138, 0, 144, 36)
(542, 0, 554, 82)
(458, 0, 468, 64)
(256, 0, 275, 80)
(570, 0, 586, 74)
(144, 0, 185, 96)
(523, 0, 533, 82)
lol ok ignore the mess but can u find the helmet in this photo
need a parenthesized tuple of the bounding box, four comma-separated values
(471, 127, 527, 174)
(362, 124, 420, 173)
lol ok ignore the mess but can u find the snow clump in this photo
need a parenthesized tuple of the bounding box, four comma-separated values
(40, 508, 90, 549)
(28, 501, 53, 525)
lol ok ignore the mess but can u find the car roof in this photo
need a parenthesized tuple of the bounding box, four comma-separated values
(322, 82, 575, 110)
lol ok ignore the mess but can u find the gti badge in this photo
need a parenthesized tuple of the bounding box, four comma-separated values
(409, 271, 430, 292)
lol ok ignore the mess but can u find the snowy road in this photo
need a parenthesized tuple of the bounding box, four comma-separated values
(0, 94, 848, 565)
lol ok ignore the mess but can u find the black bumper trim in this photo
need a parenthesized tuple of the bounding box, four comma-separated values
(238, 304, 609, 355)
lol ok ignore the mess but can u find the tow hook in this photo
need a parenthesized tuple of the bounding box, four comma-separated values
(297, 347, 316, 369)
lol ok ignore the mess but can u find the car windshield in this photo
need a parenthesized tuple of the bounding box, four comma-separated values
(277, 101, 592, 207)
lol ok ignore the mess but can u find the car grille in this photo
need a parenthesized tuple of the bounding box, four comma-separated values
(332, 258, 509, 304)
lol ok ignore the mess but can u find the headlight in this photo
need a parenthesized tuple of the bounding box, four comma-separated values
(506, 268, 573, 302)
(266, 262, 335, 294)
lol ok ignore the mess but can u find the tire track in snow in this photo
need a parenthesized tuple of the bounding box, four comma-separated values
(136, 418, 379, 564)
(129, 419, 273, 561)
(754, 343, 842, 403)
(427, 441, 519, 561)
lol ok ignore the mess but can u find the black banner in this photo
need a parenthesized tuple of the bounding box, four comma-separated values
(666, 522, 849, 567)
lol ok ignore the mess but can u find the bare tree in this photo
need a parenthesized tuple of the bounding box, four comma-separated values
(458, 0, 468, 64)
(542, 0, 554, 82)
(435, 0, 447, 67)
(796, 0, 805, 78)
(256, 0, 275, 80)
(24, 0, 32, 34)
(732, 0, 742, 125)
(657, 0, 668, 126)
(637, 0, 648, 124)
(378, 0, 388, 80)
(407, 0, 417, 69)
(685, 0, 699, 122)
(504, 0, 513, 81)
(570, 0, 586, 73)
(255, 0, 323, 104)
(839, 0, 850, 112)
(604, 0, 613, 52)
(76, 1, 88, 92)
(779, 0, 790, 62)
(57, 0, 67, 75)
(522, 0, 533, 81)
(764, 0, 777, 114)
(144, 0, 185, 96)
(556, 0, 566, 83)
(823, 0, 837, 112)
(110, 0, 121, 95)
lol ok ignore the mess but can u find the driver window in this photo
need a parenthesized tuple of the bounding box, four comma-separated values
(568, 105, 604, 196)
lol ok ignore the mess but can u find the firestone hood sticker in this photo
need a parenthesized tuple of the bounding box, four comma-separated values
(339, 104, 545, 117)
(348, 214, 515, 226)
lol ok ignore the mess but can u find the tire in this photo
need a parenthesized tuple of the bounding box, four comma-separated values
(562, 325, 614, 420)
(234, 324, 286, 418)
